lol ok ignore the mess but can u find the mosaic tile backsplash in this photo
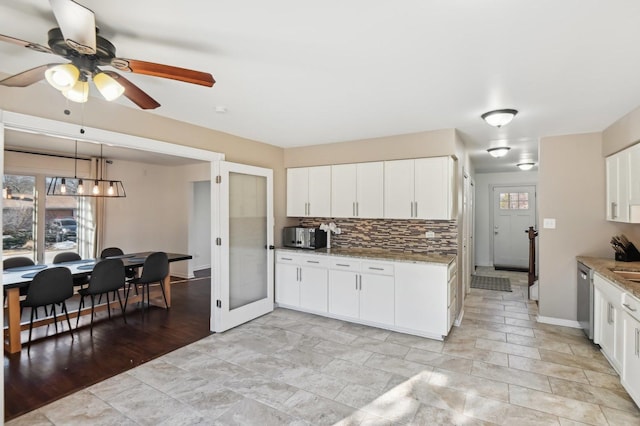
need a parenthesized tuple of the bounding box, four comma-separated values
(297, 218, 458, 255)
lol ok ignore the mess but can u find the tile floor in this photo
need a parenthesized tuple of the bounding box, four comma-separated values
(8, 268, 640, 425)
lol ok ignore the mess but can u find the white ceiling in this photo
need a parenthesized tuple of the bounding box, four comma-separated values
(2, 1, 640, 172)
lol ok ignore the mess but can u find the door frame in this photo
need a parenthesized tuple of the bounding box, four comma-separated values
(0, 112, 225, 420)
(489, 183, 538, 268)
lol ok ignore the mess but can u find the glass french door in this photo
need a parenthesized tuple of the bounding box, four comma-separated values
(214, 161, 274, 332)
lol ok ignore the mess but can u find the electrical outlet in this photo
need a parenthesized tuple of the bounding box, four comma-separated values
(425, 231, 435, 238)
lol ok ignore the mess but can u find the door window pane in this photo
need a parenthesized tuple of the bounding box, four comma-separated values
(229, 172, 268, 310)
(499, 192, 530, 210)
(2, 175, 36, 262)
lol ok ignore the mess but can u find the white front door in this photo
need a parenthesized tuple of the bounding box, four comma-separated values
(493, 185, 536, 270)
(214, 161, 274, 332)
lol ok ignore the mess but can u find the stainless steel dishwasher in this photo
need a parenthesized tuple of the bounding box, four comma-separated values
(577, 261, 594, 340)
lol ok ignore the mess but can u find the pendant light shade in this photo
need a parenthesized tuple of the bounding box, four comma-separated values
(487, 147, 511, 158)
(93, 72, 125, 101)
(481, 109, 518, 127)
(63, 80, 89, 103)
(517, 162, 535, 171)
(45, 63, 80, 91)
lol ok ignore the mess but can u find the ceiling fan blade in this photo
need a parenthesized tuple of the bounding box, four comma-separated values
(111, 58, 215, 87)
(0, 34, 53, 54)
(49, 0, 96, 55)
(0, 64, 60, 87)
(102, 71, 161, 110)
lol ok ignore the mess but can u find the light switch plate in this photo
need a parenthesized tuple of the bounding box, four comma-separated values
(425, 231, 435, 238)
(543, 218, 556, 229)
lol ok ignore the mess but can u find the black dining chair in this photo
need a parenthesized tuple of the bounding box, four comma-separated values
(3, 256, 43, 316)
(76, 258, 127, 332)
(53, 251, 90, 289)
(125, 251, 169, 313)
(22, 267, 74, 354)
(100, 247, 137, 279)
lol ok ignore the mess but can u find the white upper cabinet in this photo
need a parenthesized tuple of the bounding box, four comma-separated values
(384, 156, 454, 220)
(606, 152, 630, 222)
(286, 166, 331, 217)
(331, 162, 384, 218)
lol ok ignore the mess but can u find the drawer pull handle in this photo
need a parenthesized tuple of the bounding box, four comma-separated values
(281, 257, 293, 261)
(623, 303, 637, 312)
(369, 267, 385, 271)
(307, 260, 320, 264)
(336, 263, 350, 267)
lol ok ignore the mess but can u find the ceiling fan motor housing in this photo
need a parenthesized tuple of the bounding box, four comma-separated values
(48, 27, 116, 74)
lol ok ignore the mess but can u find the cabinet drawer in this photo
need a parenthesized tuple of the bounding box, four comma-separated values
(276, 253, 301, 264)
(448, 275, 457, 307)
(362, 261, 394, 276)
(622, 293, 640, 322)
(447, 260, 457, 282)
(330, 258, 361, 271)
(301, 255, 329, 268)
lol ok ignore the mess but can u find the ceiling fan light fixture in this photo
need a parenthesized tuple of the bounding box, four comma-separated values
(517, 162, 535, 171)
(487, 147, 511, 158)
(481, 109, 518, 127)
(62, 79, 89, 103)
(93, 72, 124, 101)
(45, 63, 79, 91)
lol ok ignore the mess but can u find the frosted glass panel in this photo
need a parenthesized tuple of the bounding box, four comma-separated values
(229, 172, 268, 310)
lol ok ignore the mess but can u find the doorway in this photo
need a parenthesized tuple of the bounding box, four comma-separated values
(492, 185, 536, 270)
(189, 180, 212, 275)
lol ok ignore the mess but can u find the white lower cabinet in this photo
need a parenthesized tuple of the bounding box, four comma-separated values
(593, 273, 624, 373)
(622, 293, 640, 404)
(328, 259, 394, 325)
(277, 249, 456, 340)
(275, 252, 328, 314)
(394, 262, 450, 338)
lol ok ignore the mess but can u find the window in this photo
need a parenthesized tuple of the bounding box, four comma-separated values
(2, 175, 36, 262)
(499, 192, 529, 210)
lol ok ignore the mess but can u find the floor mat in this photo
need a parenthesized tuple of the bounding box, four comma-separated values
(471, 275, 512, 292)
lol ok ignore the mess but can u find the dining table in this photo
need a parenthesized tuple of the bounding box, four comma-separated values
(2, 251, 192, 354)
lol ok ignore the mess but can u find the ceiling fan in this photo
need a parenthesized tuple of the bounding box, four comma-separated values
(0, 0, 215, 109)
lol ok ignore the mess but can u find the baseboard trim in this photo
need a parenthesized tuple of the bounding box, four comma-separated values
(454, 308, 464, 327)
(536, 315, 581, 329)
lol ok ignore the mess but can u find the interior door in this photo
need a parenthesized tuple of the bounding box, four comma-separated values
(215, 161, 274, 332)
(493, 185, 536, 270)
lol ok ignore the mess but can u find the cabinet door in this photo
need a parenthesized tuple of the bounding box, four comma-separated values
(414, 156, 452, 220)
(606, 153, 630, 222)
(629, 145, 640, 206)
(331, 164, 357, 218)
(299, 266, 328, 312)
(328, 270, 360, 319)
(359, 273, 394, 324)
(308, 166, 331, 217)
(622, 312, 640, 405)
(287, 168, 309, 217)
(356, 162, 384, 218)
(394, 263, 448, 336)
(276, 263, 300, 307)
(384, 159, 414, 219)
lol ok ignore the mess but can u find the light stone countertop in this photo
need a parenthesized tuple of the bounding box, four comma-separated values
(277, 246, 456, 266)
(577, 256, 640, 299)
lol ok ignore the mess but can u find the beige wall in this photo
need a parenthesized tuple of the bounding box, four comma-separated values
(602, 105, 640, 156)
(284, 128, 457, 167)
(538, 132, 640, 321)
(0, 82, 288, 245)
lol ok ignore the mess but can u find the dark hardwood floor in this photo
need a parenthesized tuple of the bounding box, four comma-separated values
(4, 274, 212, 421)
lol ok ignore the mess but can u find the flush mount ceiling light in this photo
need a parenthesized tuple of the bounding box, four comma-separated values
(481, 109, 518, 127)
(487, 147, 511, 158)
(517, 162, 535, 171)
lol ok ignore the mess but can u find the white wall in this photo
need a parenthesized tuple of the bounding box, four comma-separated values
(474, 171, 539, 266)
(103, 159, 210, 278)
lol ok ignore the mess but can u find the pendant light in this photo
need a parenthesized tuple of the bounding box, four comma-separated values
(46, 141, 126, 197)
